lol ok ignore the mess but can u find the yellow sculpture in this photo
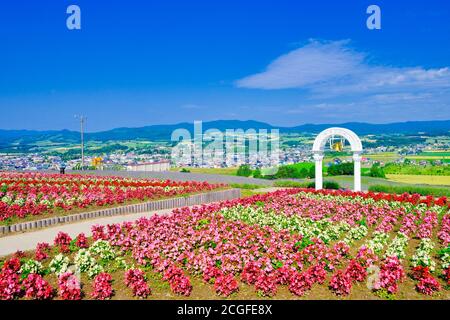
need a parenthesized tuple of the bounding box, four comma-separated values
(92, 157, 103, 167)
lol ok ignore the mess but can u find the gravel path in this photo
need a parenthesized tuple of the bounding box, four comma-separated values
(0, 208, 174, 257)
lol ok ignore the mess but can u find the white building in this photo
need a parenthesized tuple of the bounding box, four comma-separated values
(127, 160, 171, 172)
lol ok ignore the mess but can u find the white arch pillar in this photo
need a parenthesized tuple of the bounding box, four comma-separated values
(353, 153, 362, 192)
(314, 153, 324, 190)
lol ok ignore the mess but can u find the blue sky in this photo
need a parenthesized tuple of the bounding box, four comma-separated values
(0, 0, 449, 131)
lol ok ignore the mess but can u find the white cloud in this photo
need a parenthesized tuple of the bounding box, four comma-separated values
(235, 40, 450, 97)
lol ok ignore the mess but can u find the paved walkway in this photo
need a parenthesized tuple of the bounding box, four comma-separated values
(0, 208, 174, 257)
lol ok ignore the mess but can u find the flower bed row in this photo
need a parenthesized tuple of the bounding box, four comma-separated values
(0, 189, 448, 300)
(0, 172, 226, 223)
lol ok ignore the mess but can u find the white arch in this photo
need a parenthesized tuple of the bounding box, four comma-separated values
(312, 127, 363, 153)
(312, 127, 363, 192)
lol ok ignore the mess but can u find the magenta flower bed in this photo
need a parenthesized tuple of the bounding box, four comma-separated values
(0, 189, 448, 300)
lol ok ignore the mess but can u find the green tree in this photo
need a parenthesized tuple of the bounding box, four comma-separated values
(369, 163, 386, 178)
(308, 166, 315, 178)
(327, 163, 354, 176)
(299, 168, 309, 179)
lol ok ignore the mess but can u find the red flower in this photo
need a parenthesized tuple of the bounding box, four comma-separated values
(91, 273, 114, 300)
(54, 232, 72, 253)
(75, 233, 89, 249)
(203, 266, 223, 284)
(241, 261, 260, 285)
(329, 270, 352, 296)
(214, 274, 239, 297)
(289, 272, 313, 296)
(163, 265, 192, 297)
(2, 258, 21, 274)
(35, 243, 51, 261)
(416, 275, 441, 295)
(124, 269, 151, 298)
(255, 272, 277, 297)
(58, 272, 82, 300)
(345, 260, 367, 283)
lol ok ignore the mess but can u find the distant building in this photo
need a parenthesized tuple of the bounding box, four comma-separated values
(126, 160, 171, 172)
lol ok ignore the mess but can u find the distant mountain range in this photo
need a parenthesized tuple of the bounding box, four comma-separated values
(1, 120, 449, 144)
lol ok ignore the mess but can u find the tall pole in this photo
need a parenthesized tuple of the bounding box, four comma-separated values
(76, 115, 86, 171)
(81, 116, 85, 170)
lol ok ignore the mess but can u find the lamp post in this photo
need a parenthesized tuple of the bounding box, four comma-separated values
(75, 115, 86, 170)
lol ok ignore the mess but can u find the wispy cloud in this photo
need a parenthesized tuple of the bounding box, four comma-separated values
(235, 40, 450, 98)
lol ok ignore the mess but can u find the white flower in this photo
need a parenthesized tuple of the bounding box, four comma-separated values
(49, 254, 70, 275)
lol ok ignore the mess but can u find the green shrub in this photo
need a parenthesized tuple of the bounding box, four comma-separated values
(368, 184, 450, 197)
(253, 168, 262, 179)
(327, 163, 354, 176)
(180, 168, 191, 173)
(369, 163, 386, 178)
(270, 163, 315, 179)
(237, 164, 253, 177)
(277, 180, 341, 190)
(323, 181, 341, 189)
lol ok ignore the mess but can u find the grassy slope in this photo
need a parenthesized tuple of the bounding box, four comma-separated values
(386, 174, 450, 186)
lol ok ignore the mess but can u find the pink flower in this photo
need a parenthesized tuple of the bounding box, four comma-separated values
(443, 268, 450, 285)
(214, 274, 239, 297)
(58, 272, 82, 300)
(0, 271, 21, 300)
(22, 274, 54, 300)
(91, 273, 114, 300)
(373, 256, 405, 294)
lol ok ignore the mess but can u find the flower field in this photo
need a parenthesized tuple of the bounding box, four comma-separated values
(0, 172, 226, 224)
(0, 188, 449, 300)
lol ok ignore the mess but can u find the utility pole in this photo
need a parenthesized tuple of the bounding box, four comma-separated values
(75, 115, 87, 170)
